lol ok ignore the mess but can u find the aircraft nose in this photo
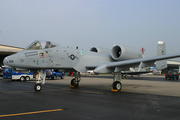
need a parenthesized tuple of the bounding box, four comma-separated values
(3, 57, 8, 65)
(3, 56, 13, 68)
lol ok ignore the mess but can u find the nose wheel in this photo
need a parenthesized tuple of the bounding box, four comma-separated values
(34, 84, 42, 92)
(34, 70, 46, 92)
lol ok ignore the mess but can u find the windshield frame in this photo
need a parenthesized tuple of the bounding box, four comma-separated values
(24, 40, 59, 50)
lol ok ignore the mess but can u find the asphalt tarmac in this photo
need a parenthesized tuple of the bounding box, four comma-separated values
(0, 75, 180, 120)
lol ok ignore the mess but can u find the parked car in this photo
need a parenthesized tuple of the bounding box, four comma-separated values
(46, 70, 64, 80)
(165, 70, 179, 80)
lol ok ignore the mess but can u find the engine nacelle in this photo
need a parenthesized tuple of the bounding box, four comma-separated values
(111, 45, 142, 61)
(90, 47, 111, 54)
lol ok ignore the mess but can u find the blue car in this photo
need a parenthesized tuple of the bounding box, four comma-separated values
(46, 70, 64, 80)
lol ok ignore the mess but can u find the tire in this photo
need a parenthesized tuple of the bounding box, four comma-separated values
(71, 78, 75, 85)
(34, 84, 42, 92)
(176, 77, 179, 80)
(71, 78, 79, 87)
(25, 76, 30, 81)
(20, 76, 25, 81)
(112, 81, 122, 91)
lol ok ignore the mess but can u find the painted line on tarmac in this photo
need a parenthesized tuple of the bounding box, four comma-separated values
(0, 109, 63, 118)
(0, 91, 32, 94)
(0, 87, 104, 95)
(0, 88, 104, 95)
(71, 89, 104, 94)
(46, 86, 104, 95)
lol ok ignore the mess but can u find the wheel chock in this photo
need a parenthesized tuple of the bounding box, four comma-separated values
(70, 85, 74, 88)
(111, 89, 118, 92)
(111, 89, 123, 92)
(70, 85, 81, 88)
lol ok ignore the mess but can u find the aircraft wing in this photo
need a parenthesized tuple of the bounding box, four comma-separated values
(94, 53, 180, 73)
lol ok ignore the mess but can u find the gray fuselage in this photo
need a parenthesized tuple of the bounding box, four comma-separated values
(4, 46, 114, 73)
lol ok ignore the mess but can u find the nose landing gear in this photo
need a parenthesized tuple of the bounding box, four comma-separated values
(34, 70, 46, 92)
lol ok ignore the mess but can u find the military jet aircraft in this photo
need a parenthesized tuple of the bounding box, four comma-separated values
(3, 40, 180, 92)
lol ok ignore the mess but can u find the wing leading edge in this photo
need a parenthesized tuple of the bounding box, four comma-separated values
(94, 53, 180, 74)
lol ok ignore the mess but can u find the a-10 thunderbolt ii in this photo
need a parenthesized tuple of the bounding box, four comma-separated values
(3, 40, 180, 92)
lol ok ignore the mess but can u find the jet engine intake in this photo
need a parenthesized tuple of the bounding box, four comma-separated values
(111, 45, 142, 61)
(90, 47, 111, 54)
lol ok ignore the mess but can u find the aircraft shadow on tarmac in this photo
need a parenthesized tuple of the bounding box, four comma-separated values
(1, 75, 180, 86)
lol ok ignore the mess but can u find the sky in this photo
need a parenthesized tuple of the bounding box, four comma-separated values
(0, 0, 180, 58)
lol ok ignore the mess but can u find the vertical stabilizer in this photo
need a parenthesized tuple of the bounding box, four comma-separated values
(156, 41, 167, 71)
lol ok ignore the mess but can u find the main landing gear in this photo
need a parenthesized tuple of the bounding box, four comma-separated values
(70, 72, 81, 88)
(34, 70, 46, 92)
(70, 71, 122, 92)
(111, 72, 122, 92)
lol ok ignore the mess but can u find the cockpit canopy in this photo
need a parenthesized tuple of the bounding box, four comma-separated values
(25, 40, 59, 50)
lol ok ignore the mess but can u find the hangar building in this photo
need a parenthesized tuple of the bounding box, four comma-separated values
(0, 44, 23, 65)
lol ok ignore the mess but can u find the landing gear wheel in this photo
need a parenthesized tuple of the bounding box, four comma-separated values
(25, 76, 30, 81)
(112, 81, 122, 91)
(20, 76, 25, 81)
(34, 84, 42, 92)
(71, 78, 79, 87)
